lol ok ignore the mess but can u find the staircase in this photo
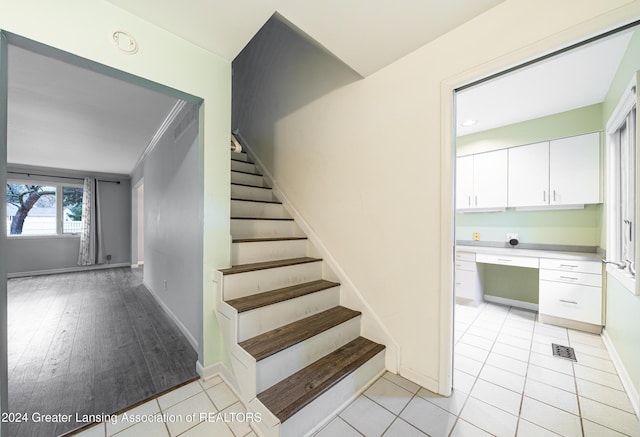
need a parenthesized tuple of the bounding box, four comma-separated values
(215, 150, 386, 436)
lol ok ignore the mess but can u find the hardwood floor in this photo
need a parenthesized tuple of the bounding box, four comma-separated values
(7, 267, 198, 437)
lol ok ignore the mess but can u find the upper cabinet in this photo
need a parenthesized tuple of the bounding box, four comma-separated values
(456, 149, 507, 211)
(456, 132, 600, 212)
(549, 132, 600, 206)
(508, 141, 550, 207)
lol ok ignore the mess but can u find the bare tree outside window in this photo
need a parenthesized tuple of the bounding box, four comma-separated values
(6, 184, 56, 235)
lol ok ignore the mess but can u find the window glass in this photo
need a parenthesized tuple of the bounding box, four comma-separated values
(63, 186, 84, 234)
(6, 184, 57, 235)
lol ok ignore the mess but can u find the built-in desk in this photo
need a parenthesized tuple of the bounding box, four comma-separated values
(455, 245, 604, 333)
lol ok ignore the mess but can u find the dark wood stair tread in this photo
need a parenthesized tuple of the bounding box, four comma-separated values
(232, 237, 307, 243)
(231, 198, 282, 205)
(239, 306, 360, 361)
(231, 169, 262, 176)
(226, 279, 340, 313)
(258, 337, 385, 422)
(220, 257, 320, 275)
(231, 182, 272, 190)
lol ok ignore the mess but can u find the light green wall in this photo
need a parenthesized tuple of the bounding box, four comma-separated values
(603, 30, 640, 122)
(484, 265, 539, 304)
(605, 274, 640, 398)
(457, 103, 603, 155)
(1, 0, 232, 370)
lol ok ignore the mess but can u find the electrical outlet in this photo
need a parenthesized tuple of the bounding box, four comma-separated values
(506, 233, 519, 242)
(163, 280, 168, 291)
(473, 232, 480, 241)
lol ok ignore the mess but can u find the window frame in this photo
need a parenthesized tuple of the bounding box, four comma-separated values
(605, 74, 638, 295)
(6, 178, 83, 238)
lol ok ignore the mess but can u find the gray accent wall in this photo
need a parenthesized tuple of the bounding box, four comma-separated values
(132, 102, 203, 351)
(6, 166, 131, 275)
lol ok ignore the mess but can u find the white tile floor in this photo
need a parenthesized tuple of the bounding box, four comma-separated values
(76, 302, 640, 437)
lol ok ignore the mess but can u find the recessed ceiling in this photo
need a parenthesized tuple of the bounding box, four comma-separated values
(456, 30, 634, 136)
(7, 45, 180, 175)
(105, 0, 506, 77)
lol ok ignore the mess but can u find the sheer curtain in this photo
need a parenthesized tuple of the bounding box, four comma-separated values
(77, 177, 105, 266)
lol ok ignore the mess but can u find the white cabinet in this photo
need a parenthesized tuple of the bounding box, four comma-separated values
(539, 257, 603, 328)
(455, 251, 482, 304)
(507, 132, 600, 208)
(549, 132, 600, 205)
(456, 149, 507, 211)
(508, 142, 549, 207)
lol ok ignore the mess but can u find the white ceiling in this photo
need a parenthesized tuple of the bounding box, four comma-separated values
(456, 30, 634, 136)
(104, 0, 506, 77)
(7, 45, 179, 175)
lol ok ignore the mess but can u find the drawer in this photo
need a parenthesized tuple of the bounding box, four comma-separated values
(539, 258, 602, 275)
(539, 280, 602, 325)
(476, 253, 539, 269)
(455, 251, 476, 262)
(539, 269, 602, 287)
(455, 260, 477, 272)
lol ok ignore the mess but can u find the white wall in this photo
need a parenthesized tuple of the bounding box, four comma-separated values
(132, 102, 203, 351)
(233, 0, 640, 391)
(1, 0, 232, 370)
(137, 184, 144, 264)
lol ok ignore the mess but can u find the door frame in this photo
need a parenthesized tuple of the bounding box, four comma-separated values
(438, 17, 640, 396)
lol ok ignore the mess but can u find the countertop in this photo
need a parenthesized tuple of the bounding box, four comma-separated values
(456, 244, 603, 262)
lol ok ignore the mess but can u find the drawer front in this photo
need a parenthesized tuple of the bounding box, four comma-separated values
(539, 269, 602, 287)
(455, 269, 476, 300)
(455, 251, 476, 262)
(455, 260, 477, 272)
(476, 253, 539, 269)
(539, 258, 602, 274)
(539, 280, 602, 325)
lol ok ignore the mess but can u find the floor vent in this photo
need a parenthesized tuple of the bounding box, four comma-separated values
(552, 343, 577, 361)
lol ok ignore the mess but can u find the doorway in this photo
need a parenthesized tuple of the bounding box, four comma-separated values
(448, 23, 640, 435)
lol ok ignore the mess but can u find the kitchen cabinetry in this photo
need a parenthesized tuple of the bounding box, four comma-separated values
(508, 142, 549, 207)
(539, 257, 603, 330)
(456, 149, 507, 210)
(455, 251, 482, 304)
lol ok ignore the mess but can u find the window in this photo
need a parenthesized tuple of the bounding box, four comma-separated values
(6, 181, 84, 236)
(606, 79, 637, 292)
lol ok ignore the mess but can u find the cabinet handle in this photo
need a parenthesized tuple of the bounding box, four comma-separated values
(559, 264, 578, 268)
(553, 190, 557, 202)
(559, 276, 578, 281)
(455, 282, 462, 285)
(559, 299, 578, 305)
(543, 191, 546, 202)
(468, 196, 471, 207)
(497, 258, 512, 262)
(455, 264, 462, 267)
(475, 195, 477, 206)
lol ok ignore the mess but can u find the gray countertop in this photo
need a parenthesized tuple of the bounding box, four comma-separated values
(456, 244, 603, 262)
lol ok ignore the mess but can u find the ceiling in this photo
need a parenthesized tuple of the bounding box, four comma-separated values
(7, 45, 179, 175)
(104, 0, 506, 77)
(456, 30, 634, 136)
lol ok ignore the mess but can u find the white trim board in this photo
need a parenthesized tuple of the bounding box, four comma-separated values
(483, 294, 539, 312)
(143, 280, 198, 351)
(602, 328, 640, 418)
(7, 262, 130, 278)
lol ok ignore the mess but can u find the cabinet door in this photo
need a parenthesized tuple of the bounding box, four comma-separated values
(539, 280, 602, 325)
(473, 149, 507, 208)
(456, 155, 474, 210)
(508, 142, 549, 207)
(550, 133, 600, 205)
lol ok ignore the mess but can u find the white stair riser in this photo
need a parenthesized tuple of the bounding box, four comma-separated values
(280, 350, 385, 437)
(232, 239, 307, 264)
(231, 171, 268, 187)
(231, 219, 304, 239)
(231, 184, 277, 202)
(237, 286, 340, 341)
(256, 316, 361, 393)
(232, 160, 259, 174)
(232, 152, 251, 162)
(224, 262, 323, 300)
(231, 200, 290, 219)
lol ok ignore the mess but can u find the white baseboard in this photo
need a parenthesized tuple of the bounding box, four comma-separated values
(484, 294, 539, 312)
(602, 328, 640, 418)
(7, 262, 130, 278)
(143, 280, 198, 351)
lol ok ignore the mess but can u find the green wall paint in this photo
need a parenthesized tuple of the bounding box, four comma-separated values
(603, 30, 640, 123)
(605, 274, 640, 399)
(484, 265, 539, 304)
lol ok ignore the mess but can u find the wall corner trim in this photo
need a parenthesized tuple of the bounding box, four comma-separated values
(602, 328, 639, 418)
